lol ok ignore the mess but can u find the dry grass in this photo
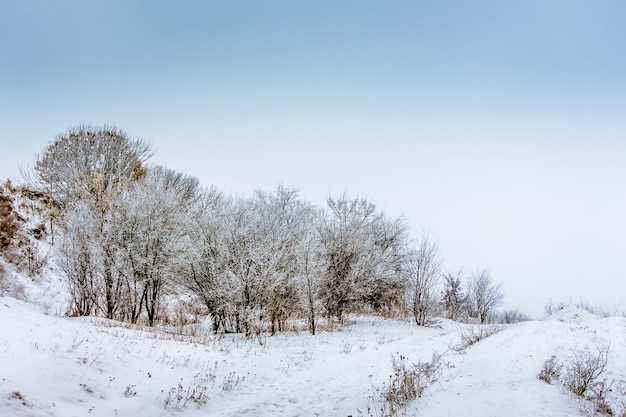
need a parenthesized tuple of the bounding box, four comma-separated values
(361, 352, 442, 417)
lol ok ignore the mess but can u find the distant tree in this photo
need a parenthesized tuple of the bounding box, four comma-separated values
(406, 235, 441, 326)
(496, 309, 531, 324)
(441, 269, 467, 321)
(467, 269, 504, 323)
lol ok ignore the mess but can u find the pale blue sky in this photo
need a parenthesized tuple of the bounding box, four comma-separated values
(2, 1, 626, 316)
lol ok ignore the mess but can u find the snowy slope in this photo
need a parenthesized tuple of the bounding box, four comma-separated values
(1, 296, 624, 417)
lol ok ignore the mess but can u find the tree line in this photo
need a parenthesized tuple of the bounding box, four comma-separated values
(24, 125, 504, 333)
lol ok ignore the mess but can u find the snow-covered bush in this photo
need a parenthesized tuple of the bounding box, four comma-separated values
(538, 355, 562, 384)
(161, 375, 210, 411)
(363, 353, 442, 417)
(458, 324, 502, 349)
(563, 344, 610, 398)
(539, 344, 625, 417)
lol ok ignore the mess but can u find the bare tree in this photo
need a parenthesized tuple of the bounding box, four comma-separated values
(467, 269, 504, 323)
(406, 235, 441, 326)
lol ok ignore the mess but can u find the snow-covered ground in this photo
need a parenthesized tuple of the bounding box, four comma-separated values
(1, 293, 625, 417)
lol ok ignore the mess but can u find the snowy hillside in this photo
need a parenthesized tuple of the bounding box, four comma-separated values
(1, 295, 624, 417)
(0, 182, 67, 314)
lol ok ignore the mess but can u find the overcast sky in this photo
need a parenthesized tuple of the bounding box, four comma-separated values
(2, 1, 625, 316)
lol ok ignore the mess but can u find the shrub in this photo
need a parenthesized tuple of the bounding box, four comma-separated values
(563, 344, 609, 398)
(362, 352, 442, 417)
(538, 355, 561, 384)
(540, 345, 622, 417)
(162, 373, 211, 411)
(458, 324, 502, 349)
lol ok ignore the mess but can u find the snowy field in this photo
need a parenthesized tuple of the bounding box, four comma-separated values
(1, 294, 625, 417)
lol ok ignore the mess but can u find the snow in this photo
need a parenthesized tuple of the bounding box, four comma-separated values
(1, 295, 625, 417)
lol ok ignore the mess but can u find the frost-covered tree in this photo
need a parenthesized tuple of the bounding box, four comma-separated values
(317, 194, 407, 323)
(220, 197, 267, 334)
(55, 197, 125, 319)
(182, 185, 330, 336)
(37, 126, 153, 320)
(363, 216, 410, 314)
(57, 201, 102, 317)
(294, 205, 326, 335)
(179, 188, 230, 331)
(406, 235, 441, 326)
(317, 195, 377, 322)
(183, 195, 268, 334)
(467, 269, 504, 323)
(254, 185, 314, 334)
(34, 125, 152, 211)
(108, 166, 199, 325)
